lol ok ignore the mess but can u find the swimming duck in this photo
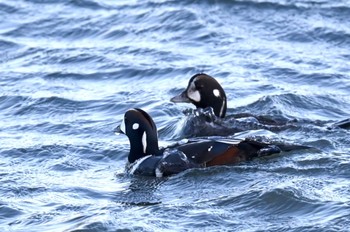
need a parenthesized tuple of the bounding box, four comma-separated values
(170, 73, 350, 131)
(171, 73, 227, 118)
(170, 73, 286, 136)
(115, 108, 309, 177)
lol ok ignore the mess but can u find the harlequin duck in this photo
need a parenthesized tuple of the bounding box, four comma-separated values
(170, 73, 283, 123)
(170, 73, 350, 132)
(332, 118, 350, 129)
(115, 108, 310, 177)
(171, 73, 227, 118)
(170, 73, 287, 137)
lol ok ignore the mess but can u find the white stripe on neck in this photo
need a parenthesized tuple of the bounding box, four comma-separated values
(142, 132, 147, 154)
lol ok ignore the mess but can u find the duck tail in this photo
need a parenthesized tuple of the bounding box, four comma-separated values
(332, 118, 350, 129)
(277, 144, 312, 152)
(243, 139, 312, 158)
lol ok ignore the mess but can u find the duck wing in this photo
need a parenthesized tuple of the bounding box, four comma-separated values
(174, 138, 243, 164)
(172, 137, 311, 166)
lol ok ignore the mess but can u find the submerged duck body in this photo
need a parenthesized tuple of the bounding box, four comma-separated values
(170, 73, 286, 136)
(116, 108, 309, 177)
(170, 73, 350, 133)
(170, 73, 286, 123)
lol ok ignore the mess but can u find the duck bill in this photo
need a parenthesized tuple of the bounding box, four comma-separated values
(170, 91, 191, 103)
(114, 125, 124, 135)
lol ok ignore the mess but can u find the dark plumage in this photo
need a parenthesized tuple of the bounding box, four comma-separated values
(171, 73, 350, 131)
(171, 73, 227, 118)
(115, 108, 310, 177)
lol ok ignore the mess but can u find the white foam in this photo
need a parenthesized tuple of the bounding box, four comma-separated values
(128, 155, 152, 175)
(155, 167, 163, 177)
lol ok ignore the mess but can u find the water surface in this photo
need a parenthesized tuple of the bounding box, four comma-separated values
(1, 0, 350, 231)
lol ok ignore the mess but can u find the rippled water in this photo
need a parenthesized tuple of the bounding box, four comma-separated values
(1, 0, 350, 231)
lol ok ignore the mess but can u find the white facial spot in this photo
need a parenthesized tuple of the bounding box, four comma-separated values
(188, 90, 200, 102)
(120, 117, 126, 134)
(142, 132, 147, 154)
(208, 146, 213, 152)
(132, 123, 139, 130)
(187, 79, 201, 102)
(213, 89, 220, 97)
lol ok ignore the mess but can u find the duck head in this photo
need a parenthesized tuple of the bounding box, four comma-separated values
(171, 73, 227, 118)
(115, 108, 159, 163)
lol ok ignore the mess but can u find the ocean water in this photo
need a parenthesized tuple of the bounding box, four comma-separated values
(1, 0, 350, 231)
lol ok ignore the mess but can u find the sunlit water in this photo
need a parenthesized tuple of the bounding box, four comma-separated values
(1, 0, 350, 231)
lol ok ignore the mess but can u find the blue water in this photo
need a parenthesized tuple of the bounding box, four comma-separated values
(1, 0, 350, 231)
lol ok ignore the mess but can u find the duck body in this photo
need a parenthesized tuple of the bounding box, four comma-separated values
(171, 73, 350, 135)
(126, 150, 202, 177)
(116, 108, 309, 177)
(176, 107, 289, 138)
(170, 73, 288, 136)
